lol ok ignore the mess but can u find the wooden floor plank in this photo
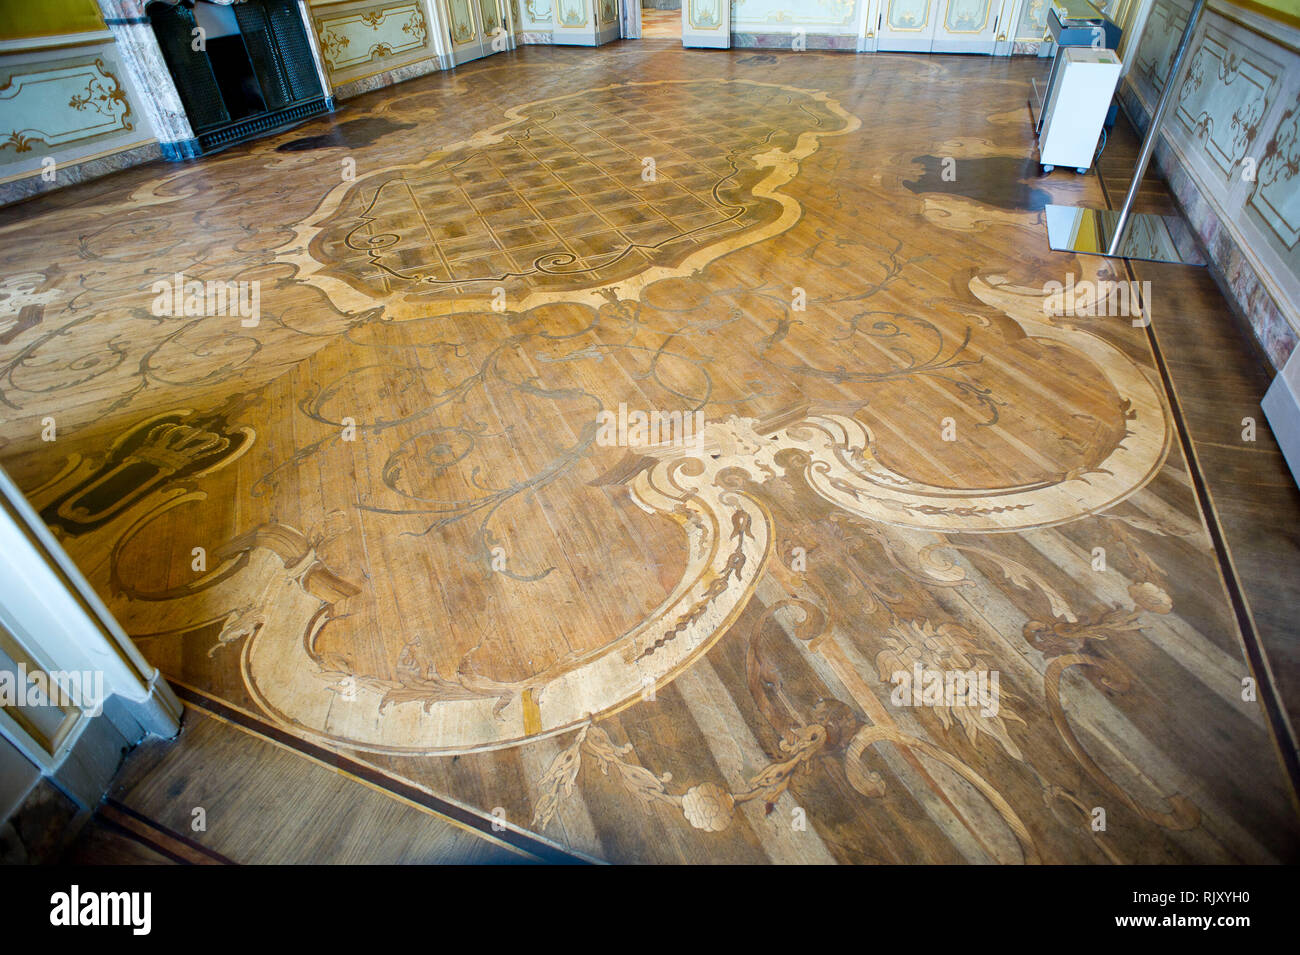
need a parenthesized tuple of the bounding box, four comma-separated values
(94, 705, 538, 865)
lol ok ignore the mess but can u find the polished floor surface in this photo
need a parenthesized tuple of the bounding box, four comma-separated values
(639, 9, 681, 39)
(2, 42, 1297, 863)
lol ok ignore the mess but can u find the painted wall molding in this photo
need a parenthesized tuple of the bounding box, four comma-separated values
(0, 55, 134, 156)
(0, 32, 169, 206)
(0, 31, 117, 54)
(733, 0, 861, 31)
(520, 0, 554, 32)
(1124, 0, 1300, 369)
(314, 0, 432, 75)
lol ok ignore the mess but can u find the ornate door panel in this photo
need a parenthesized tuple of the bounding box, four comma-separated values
(595, 0, 622, 43)
(554, 0, 599, 44)
(444, 0, 484, 61)
(443, 0, 510, 62)
(682, 0, 729, 48)
(478, 0, 503, 37)
(932, 0, 1000, 53)
(876, 0, 940, 52)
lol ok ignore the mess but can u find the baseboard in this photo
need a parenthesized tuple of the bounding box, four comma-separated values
(730, 32, 859, 51)
(0, 140, 163, 209)
(330, 54, 452, 101)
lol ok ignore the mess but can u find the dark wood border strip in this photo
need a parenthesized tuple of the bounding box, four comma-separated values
(95, 800, 236, 865)
(1094, 162, 1300, 809)
(169, 682, 594, 865)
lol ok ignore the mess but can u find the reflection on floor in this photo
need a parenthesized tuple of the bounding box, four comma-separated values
(1, 43, 1297, 864)
(640, 9, 681, 39)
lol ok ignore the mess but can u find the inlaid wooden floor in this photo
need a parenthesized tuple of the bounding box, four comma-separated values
(2, 44, 1297, 863)
(64, 704, 548, 864)
(639, 10, 681, 39)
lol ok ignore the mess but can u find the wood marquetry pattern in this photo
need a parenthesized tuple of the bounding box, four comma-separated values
(0, 48, 1294, 863)
(281, 80, 856, 318)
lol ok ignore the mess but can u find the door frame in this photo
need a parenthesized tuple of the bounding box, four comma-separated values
(0, 467, 181, 808)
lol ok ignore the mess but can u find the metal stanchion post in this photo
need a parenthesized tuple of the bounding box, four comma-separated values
(1043, 0, 1209, 266)
(1106, 0, 1207, 256)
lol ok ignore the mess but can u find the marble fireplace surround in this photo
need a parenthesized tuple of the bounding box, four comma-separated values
(0, 0, 336, 205)
(99, 0, 335, 156)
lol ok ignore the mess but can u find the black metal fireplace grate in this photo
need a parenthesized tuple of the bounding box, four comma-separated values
(197, 97, 329, 152)
(149, 0, 328, 155)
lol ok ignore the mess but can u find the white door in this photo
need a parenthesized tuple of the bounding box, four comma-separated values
(682, 0, 729, 48)
(621, 0, 642, 38)
(554, 0, 599, 44)
(595, 0, 622, 42)
(931, 0, 1001, 53)
(876, 0, 940, 52)
(444, 0, 511, 62)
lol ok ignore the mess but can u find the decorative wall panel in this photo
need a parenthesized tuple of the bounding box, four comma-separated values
(1135, 0, 1188, 96)
(1124, 1, 1300, 370)
(0, 55, 133, 159)
(556, 0, 589, 25)
(732, 0, 859, 29)
(478, 0, 503, 34)
(521, 0, 555, 30)
(313, 0, 431, 77)
(1173, 27, 1280, 180)
(1014, 0, 1048, 41)
(552, 0, 608, 44)
(887, 0, 932, 29)
(690, 0, 725, 27)
(944, 0, 993, 31)
(447, 0, 480, 42)
(1249, 91, 1300, 249)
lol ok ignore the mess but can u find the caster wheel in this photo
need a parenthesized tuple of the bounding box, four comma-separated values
(1041, 163, 1055, 173)
(1076, 167, 1089, 174)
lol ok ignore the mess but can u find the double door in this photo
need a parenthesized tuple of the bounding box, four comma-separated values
(445, 0, 513, 63)
(876, 0, 1003, 53)
(552, 0, 621, 45)
(680, 0, 1001, 51)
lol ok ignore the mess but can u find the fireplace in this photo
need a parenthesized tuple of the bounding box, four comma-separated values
(147, 0, 328, 153)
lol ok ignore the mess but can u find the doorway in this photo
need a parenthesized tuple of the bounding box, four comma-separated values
(641, 1, 681, 39)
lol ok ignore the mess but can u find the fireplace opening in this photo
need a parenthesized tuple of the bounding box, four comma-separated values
(148, 0, 329, 153)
